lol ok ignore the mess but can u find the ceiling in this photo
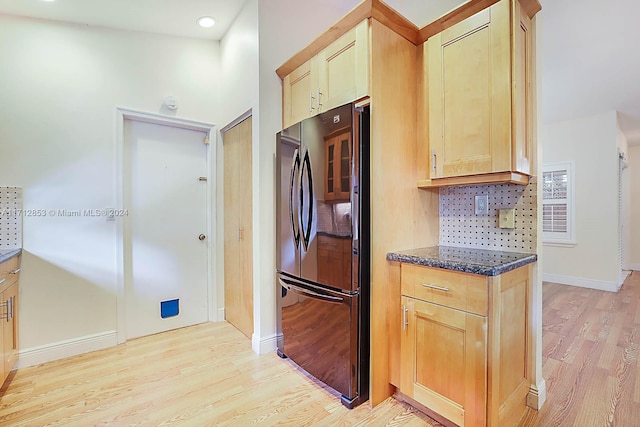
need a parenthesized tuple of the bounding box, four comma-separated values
(0, 0, 246, 40)
(1, 0, 639, 145)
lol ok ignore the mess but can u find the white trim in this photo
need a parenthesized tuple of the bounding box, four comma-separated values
(117, 108, 215, 132)
(251, 333, 277, 355)
(631, 264, 640, 271)
(542, 241, 576, 248)
(114, 107, 216, 344)
(220, 109, 252, 134)
(527, 378, 547, 410)
(217, 308, 225, 322)
(16, 331, 118, 369)
(542, 273, 620, 292)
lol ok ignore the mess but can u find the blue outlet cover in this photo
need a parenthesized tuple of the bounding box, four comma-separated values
(161, 299, 179, 318)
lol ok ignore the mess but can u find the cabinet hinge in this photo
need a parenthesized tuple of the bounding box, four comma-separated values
(431, 150, 437, 175)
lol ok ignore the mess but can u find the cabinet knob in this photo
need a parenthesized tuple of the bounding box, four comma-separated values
(198, 234, 206, 241)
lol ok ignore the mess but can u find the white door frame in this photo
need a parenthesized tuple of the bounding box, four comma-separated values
(115, 107, 216, 344)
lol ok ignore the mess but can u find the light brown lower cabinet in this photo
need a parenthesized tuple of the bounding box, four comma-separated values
(397, 263, 532, 427)
(0, 253, 20, 387)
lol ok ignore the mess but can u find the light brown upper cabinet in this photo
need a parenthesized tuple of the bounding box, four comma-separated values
(282, 20, 369, 129)
(282, 59, 316, 130)
(419, 0, 538, 188)
(324, 130, 351, 202)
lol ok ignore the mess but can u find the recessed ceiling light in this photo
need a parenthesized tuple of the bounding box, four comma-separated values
(197, 16, 215, 28)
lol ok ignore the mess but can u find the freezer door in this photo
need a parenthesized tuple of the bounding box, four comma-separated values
(277, 274, 359, 401)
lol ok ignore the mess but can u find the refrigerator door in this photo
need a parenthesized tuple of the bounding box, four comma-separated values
(277, 274, 358, 402)
(276, 131, 302, 277)
(298, 104, 355, 293)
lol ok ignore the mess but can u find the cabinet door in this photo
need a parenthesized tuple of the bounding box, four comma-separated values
(401, 297, 487, 427)
(428, 1, 511, 178)
(317, 20, 369, 112)
(324, 131, 351, 202)
(2, 281, 18, 376)
(512, 0, 533, 175)
(283, 58, 318, 129)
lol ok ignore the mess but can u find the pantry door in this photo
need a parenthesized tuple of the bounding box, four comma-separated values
(223, 116, 253, 339)
(124, 119, 210, 340)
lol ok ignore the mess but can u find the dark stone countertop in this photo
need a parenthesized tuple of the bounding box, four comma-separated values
(0, 248, 21, 264)
(386, 246, 537, 276)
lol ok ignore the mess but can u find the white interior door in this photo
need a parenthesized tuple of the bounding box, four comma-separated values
(124, 119, 209, 340)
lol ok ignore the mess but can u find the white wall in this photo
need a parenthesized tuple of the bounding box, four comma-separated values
(541, 111, 621, 291)
(630, 144, 640, 270)
(0, 15, 218, 363)
(219, 0, 259, 129)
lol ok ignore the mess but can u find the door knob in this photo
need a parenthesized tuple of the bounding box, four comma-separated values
(198, 234, 206, 241)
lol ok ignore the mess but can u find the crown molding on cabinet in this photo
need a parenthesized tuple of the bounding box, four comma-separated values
(276, 0, 542, 80)
(419, 0, 541, 42)
(275, 0, 419, 80)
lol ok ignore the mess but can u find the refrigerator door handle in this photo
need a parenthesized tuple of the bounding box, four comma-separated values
(280, 279, 344, 304)
(300, 148, 314, 250)
(290, 148, 301, 249)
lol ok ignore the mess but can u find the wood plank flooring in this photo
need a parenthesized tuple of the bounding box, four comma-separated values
(520, 271, 640, 426)
(2, 272, 639, 426)
(0, 322, 440, 426)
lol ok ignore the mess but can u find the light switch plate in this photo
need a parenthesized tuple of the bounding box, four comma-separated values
(498, 208, 515, 228)
(475, 195, 488, 215)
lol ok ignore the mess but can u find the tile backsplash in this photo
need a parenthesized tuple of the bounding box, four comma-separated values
(439, 178, 537, 253)
(0, 187, 23, 249)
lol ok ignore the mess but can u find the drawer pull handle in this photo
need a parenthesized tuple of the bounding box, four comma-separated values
(0, 279, 5, 285)
(422, 284, 450, 292)
(9, 269, 20, 274)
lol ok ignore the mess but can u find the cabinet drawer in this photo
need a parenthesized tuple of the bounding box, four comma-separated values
(401, 264, 487, 316)
(0, 256, 20, 290)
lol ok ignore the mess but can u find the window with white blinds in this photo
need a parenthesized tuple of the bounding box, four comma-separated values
(542, 162, 575, 245)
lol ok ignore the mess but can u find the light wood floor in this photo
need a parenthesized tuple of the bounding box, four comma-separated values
(0, 321, 439, 426)
(520, 271, 640, 426)
(2, 272, 639, 426)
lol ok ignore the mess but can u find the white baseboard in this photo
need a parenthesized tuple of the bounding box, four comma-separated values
(631, 264, 640, 271)
(251, 333, 277, 355)
(527, 378, 547, 410)
(620, 270, 632, 286)
(542, 273, 620, 292)
(217, 308, 225, 322)
(16, 330, 118, 369)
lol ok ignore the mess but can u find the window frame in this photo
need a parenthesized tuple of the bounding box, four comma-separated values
(542, 161, 576, 246)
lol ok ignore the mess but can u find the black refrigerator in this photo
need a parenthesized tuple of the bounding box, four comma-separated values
(276, 103, 370, 408)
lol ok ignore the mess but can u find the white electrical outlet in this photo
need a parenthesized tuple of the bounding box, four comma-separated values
(475, 195, 489, 215)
